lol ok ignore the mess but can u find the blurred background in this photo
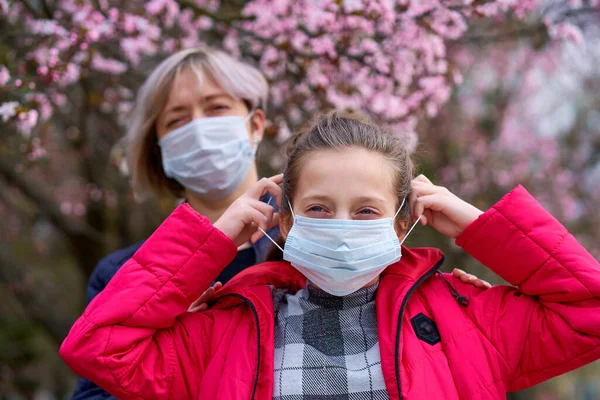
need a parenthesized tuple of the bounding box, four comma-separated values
(0, 0, 599, 399)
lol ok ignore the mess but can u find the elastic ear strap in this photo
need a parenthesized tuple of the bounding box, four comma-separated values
(287, 199, 295, 218)
(257, 226, 284, 252)
(393, 198, 407, 220)
(400, 214, 422, 246)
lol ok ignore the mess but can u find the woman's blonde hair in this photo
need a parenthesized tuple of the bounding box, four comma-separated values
(126, 47, 269, 198)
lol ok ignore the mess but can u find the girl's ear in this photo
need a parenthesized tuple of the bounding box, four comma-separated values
(279, 211, 293, 240)
(395, 219, 409, 242)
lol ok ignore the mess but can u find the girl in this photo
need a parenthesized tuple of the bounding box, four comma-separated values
(61, 111, 598, 399)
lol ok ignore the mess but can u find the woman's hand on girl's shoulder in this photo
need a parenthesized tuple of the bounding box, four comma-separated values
(452, 268, 492, 289)
(409, 175, 483, 239)
(214, 175, 283, 247)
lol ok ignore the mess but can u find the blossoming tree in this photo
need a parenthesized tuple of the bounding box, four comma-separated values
(0, 0, 599, 395)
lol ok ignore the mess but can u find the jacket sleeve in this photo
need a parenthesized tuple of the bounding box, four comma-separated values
(72, 247, 137, 400)
(60, 203, 238, 399)
(454, 185, 600, 391)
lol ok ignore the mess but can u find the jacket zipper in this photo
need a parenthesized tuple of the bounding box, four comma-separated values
(394, 256, 445, 399)
(216, 293, 261, 400)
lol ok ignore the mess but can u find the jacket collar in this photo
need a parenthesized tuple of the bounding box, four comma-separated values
(217, 246, 445, 297)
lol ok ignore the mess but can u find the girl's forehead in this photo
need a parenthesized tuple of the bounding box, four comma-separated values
(295, 148, 397, 203)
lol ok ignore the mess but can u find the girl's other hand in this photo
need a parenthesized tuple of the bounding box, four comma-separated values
(214, 174, 283, 247)
(409, 175, 483, 239)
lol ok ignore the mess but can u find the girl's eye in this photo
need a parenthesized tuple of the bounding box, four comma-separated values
(358, 208, 375, 214)
(308, 205, 325, 213)
(355, 208, 379, 219)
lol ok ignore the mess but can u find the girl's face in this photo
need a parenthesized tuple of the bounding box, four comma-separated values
(280, 147, 409, 239)
(155, 67, 264, 141)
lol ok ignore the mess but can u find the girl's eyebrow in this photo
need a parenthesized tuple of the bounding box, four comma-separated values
(354, 196, 386, 205)
(300, 194, 332, 203)
(299, 195, 387, 205)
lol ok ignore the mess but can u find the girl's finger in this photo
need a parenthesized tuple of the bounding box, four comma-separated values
(249, 207, 271, 231)
(247, 200, 275, 229)
(246, 176, 283, 202)
(250, 212, 281, 243)
(413, 174, 433, 184)
(269, 173, 284, 185)
(408, 190, 419, 221)
(414, 193, 447, 214)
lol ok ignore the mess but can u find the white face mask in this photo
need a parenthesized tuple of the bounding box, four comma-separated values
(159, 113, 258, 201)
(261, 198, 422, 296)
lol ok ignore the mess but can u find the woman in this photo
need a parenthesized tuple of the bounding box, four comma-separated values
(67, 119, 516, 397)
(71, 47, 277, 400)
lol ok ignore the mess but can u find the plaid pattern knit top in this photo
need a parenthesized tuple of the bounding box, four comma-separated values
(272, 281, 388, 399)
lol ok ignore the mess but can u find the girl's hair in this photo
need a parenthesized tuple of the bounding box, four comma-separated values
(282, 110, 415, 222)
(126, 47, 269, 198)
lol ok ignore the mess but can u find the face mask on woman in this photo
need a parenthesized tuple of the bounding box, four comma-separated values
(262, 199, 422, 296)
(159, 112, 258, 201)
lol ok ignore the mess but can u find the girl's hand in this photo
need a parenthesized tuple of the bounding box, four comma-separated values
(408, 175, 483, 239)
(214, 174, 283, 247)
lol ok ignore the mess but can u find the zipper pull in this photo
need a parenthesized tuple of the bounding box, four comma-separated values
(436, 271, 469, 307)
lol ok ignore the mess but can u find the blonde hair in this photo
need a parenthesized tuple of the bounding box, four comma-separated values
(282, 110, 415, 222)
(126, 47, 269, 198)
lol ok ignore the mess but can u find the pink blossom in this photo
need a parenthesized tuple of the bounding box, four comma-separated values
(16, 109, 39, 136)
(0, 65, 10, 86)
(91, 53, 128, 74)
(548, 22, 584, 46)
(25, 93, 53, 120)
(0, 0, 9, 14)
(27, 142, 48, 161)
(0, 101, 19, 122)
(60, 201, 73, 215)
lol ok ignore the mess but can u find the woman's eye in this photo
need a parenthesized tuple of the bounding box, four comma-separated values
(308, 205, 325, 213)
(166, 118, 182, 128)
(208, 104, 229, 112)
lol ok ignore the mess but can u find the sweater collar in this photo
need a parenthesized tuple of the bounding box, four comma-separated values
(302, 280, 379, 309)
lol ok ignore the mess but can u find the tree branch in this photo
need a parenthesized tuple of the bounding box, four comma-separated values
(16, 0, 41, 18)
(40, 0, 53, 18)
(0, 158, 103, 243)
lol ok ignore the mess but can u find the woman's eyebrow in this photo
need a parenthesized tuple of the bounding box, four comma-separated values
(202, 93, 235, 102)
(164, 105, 187, 115)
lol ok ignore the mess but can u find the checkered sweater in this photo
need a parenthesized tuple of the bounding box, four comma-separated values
(272, 281, 388, 399)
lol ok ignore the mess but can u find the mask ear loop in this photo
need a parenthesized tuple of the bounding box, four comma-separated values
(394, 197, 423, 246)
(255, 194, 287, 253)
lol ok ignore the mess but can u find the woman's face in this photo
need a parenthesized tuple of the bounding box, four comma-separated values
(280, 147, 408, 239)
(155, 68, 264, 141)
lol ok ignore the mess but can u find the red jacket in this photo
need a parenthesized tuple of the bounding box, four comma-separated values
(60, 186, 600, 399)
